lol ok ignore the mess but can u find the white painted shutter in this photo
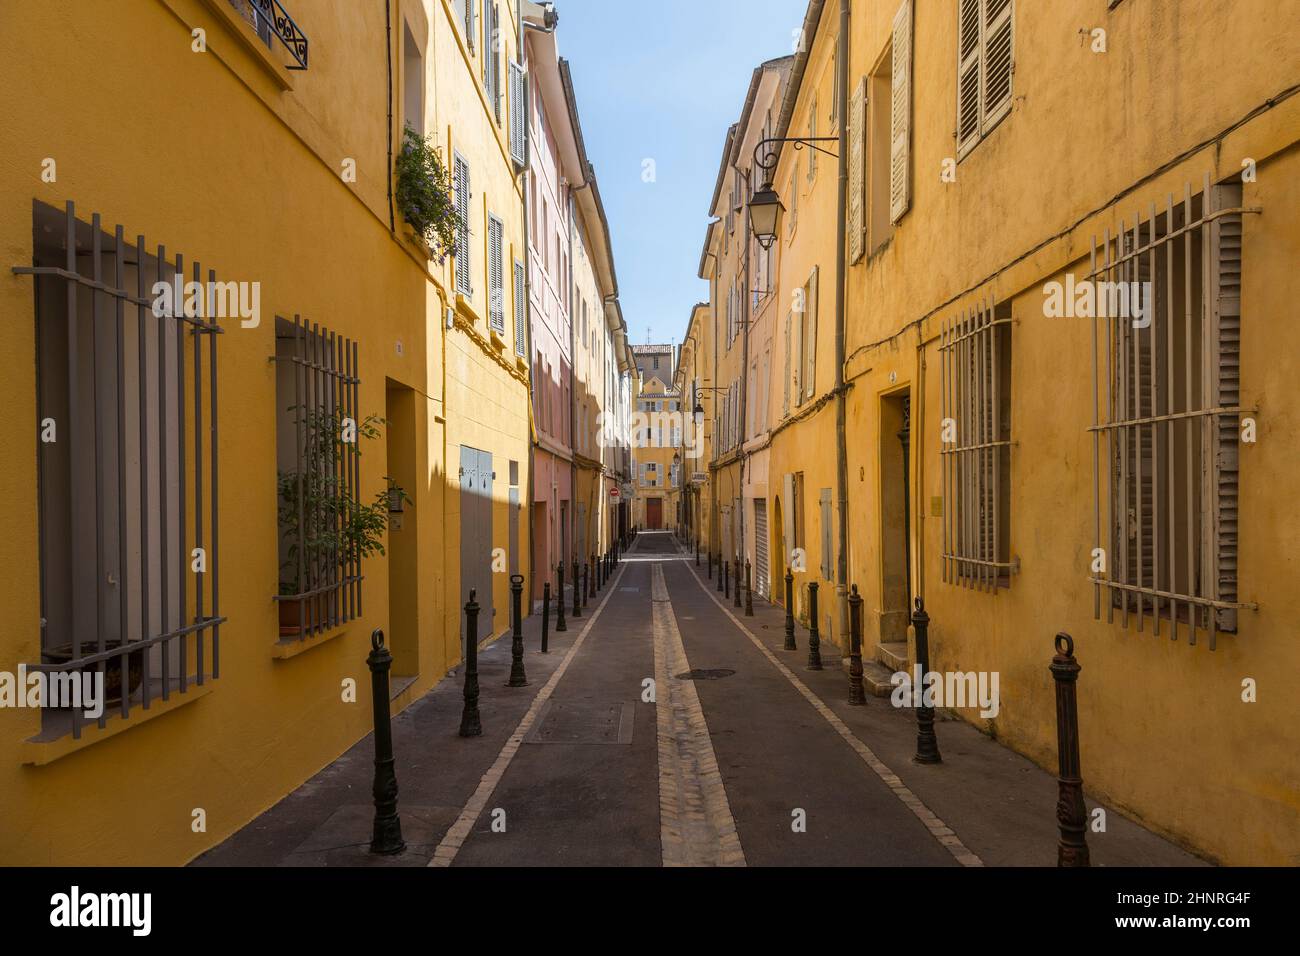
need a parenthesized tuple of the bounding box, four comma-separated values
(491, 4, 502, 123)
(467, 0, 477, 53)
(508, 61, 527, 167)
(848, 76, 866, 264)
(890, 0, 912, 224)
(513, 259, 526, 355)
(804, 266, 818, 399)
(454, 154, 472, 296)
(956, 0, 981, 158)
(488, 215, 504, 332)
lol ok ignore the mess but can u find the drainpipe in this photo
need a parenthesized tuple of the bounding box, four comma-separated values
(737, 166, 752, 591)
(384, 0, 395, 232)
(833, 0, 851, 641)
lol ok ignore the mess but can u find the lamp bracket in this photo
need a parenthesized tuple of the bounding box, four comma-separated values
(753, 136, 840, 175)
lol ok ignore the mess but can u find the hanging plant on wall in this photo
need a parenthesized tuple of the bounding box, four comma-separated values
(395, 124, 463, 261)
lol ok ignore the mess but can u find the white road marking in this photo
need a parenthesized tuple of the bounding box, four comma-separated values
(652, 564, 746, 867)
(681, 553, 984, 867)
(428, 561, 629, 867)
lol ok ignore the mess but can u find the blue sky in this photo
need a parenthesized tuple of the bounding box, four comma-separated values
(553, 0, 807, 349)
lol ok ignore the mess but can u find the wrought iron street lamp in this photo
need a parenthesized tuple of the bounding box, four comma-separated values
(746, 135, 838, 250)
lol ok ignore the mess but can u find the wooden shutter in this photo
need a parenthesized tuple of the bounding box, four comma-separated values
(956, 0, 981, 157)
(454, 153, 472, 296)
(466, 0, 476, 54)
(1209, 184, 1243, 631)
(804, 267, 818, 399)
(513, 259, 526, 355)
(890, 0, 912, 223)
(491, 4, 502, 123)
(848, 76, 866, 263)
(508, 61, 527, 167)
(808, 100, 817, 181)
(488, 214, 504, 332)
(982, 0, 1014, 132)
(783, 311, 792, 416)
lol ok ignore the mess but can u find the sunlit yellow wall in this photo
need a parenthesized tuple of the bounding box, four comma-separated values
(433, 0, 532, 643)
(834, 0, 1300, 863)
(0, 0, 529, 865)
(767, 7, 843, 644)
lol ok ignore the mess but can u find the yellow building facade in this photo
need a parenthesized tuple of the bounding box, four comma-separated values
(741, 0, 1300, 864)
(0, 0, 532, 864)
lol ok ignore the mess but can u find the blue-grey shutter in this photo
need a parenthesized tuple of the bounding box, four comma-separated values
(508, 61, 528, 167)
(454, 153, 472, 296)
(513, 259, 527, 355)
(488, 215, 505, 333)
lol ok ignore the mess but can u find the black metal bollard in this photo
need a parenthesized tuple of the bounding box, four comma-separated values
(708, 550, 714, 579)
(734, 553, 743, 609)
(695, 541, 700, 566)
(1051, 632, 1090, 867)
(582, 559, 590, 606)
(913, 597, 941, 764)
(507, 574, 528, 687)
(541, 582, 551, 653)
(555, 563, 567, 632)
(783, 568, 797, 650)
(459, 593, 483, 738)
(744, 559, 754, 616)
(590, 553, 597, 595)
(724, 560, 730, 599)
(806, 581, 823, 670)
(848, 585, 866, 705)
(572, 559, 582, 618)
(367, 628, 405, 854)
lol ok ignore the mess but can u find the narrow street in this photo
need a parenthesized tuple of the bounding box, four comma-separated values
(196, 532, 1199, 868)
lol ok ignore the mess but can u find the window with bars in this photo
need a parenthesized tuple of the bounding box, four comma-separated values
(1089, 178, 1252, 648)
(940, 297, 1013, 590)
(21, 200, 224, 741)
(956, 0, 1013, 159)
(273, 316, 365, 642)
(487, 213, 505, 334)
(453, 152, 472, 296)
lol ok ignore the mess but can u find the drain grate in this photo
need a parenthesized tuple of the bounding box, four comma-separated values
(674, 668, 736, 681)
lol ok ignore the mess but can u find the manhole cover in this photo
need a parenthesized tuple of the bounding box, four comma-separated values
(525, 701, 634, 745)
(675, 668, 736, 680)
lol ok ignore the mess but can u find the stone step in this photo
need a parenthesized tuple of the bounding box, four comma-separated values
(876, 640, 909, 672)
(862, 660, 897, 698)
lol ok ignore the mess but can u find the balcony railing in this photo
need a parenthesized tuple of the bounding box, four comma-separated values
(234, 0, 309, 70)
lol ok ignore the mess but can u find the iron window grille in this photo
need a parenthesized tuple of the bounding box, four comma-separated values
(229, 0, 309, 70)
(1088, 176, 1257, 648)
(940, 297, 1014, 590)
(16, 200, 225, 740)
(272, 316, 363, 640)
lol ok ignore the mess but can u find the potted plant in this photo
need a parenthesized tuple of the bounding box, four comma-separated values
(277, 408, 404, 636)
(395, 123, 463, 262)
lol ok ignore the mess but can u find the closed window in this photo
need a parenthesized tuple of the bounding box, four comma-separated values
(27, 201, 223, 739)
(941, 298, 1013, 590)
(1089, 180, 1248, 646)
(956, 0, 1014, 159)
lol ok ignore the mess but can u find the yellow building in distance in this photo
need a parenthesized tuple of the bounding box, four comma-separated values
(630, 345, 683, 531)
